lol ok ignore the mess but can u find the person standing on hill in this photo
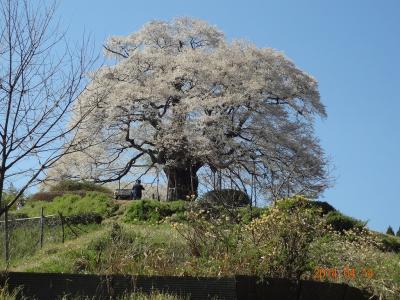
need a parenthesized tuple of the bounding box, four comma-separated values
(132, 180, 145, 200)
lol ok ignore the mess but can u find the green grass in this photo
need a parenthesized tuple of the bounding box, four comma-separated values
(0, 285, 20, 300)
(11, 225, 107, 273)
(57, 291, 186, 300)
(3, 219, 400, 299)
(1, 194, 399, 299)
(380, 234, 400, 252)
(15, 192, 117, 218)
(123, 200, 187, 224)
(0, 223, 103, 269)
(12, 223, 187, 275)
(0, 192, 115, 268)
(119, 291, 187, 300)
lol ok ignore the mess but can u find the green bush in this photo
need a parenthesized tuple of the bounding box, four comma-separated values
(49, 179, 111, 194)
(30, 190, 87, 202)
(183, 200, 265, 225)
(199, 189, 250, 207)
(325, 211, 366, 232)
(29, 180, 111, 202)
(275, 196, 336, 215)
(236, 206, 266, 223)
(175, 197, 326, 279)
(308, 201, 336, 215)
(380, 235, 400, 252)
(275, 197, 367, 233)
(310, 229, 400, 299)
(124, 200, 187, 224)
(17, 192, 117, 218)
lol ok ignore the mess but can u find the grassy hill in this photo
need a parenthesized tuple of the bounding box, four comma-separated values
(2, 193, 400, 299)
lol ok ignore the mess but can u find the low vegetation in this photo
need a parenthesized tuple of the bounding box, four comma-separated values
(0, 222, 103, 269)
(1, 193, 399, 299)
(121, 292, 185, 300)
(0, 287, 20, 300)
(15, 192, 117, 218)
(30, 180, 112, 202)
(123, 200, 187, 224)
(47, 180, 112, 194)
(0, 286, 185, 300)
(199, 189, 250, 207)
(325, 210, 367, 232)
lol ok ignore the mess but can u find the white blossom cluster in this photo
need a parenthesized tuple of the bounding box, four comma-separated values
(49, 17, 328, 200)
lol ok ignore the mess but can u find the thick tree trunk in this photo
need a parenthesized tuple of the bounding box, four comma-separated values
(164, 165, 200, 200)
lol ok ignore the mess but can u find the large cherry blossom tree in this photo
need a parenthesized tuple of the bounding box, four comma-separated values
(55, 17, 329, 201)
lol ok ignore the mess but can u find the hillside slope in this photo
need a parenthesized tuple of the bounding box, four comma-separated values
(3, 194, 400, 299)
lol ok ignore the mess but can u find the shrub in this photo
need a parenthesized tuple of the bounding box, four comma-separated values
(173, 205, 246, 263)
(17, 192, 117, 218)
(236, 206, 266, 223)
(74, 223, 187, 275)
(199, 189, 250, 207)
(380, 235, 400, 252)
(310, 229, 400, 299)
(30, 180, 111, 202)
(49, 179, 111, 194)
(2, 188, 27, 212)
(30, 191, 87, 202)
(275, 196, 336, 215)
(308, 201, 336, 215)
(246, 200, 326, 279)
(397, 227, 400, 238)
(124, 200, 187, 224)
(173, 198, 326, 279)
(325, 211, 366, 232)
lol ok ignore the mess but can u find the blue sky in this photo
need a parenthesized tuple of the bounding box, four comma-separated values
(57, 0, 400, 232)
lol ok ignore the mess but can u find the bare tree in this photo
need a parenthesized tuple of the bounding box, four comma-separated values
(0, 0, 95, 215)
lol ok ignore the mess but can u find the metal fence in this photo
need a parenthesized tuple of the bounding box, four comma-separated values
(0, 272, 375, 300)
(0, 209, 102, 263)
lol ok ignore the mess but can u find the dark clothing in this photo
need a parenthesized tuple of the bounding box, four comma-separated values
(132, 183, 145, 200)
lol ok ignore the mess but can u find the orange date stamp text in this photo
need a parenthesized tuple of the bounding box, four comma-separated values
(314, 266, 374, 281)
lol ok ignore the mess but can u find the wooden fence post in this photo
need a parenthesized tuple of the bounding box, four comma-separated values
(40, 207, 44, 248)
(4, 208, 9, 263)
(59, 213, 65, 243)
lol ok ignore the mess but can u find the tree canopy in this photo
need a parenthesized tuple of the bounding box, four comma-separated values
(51, 17, 329, 201)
